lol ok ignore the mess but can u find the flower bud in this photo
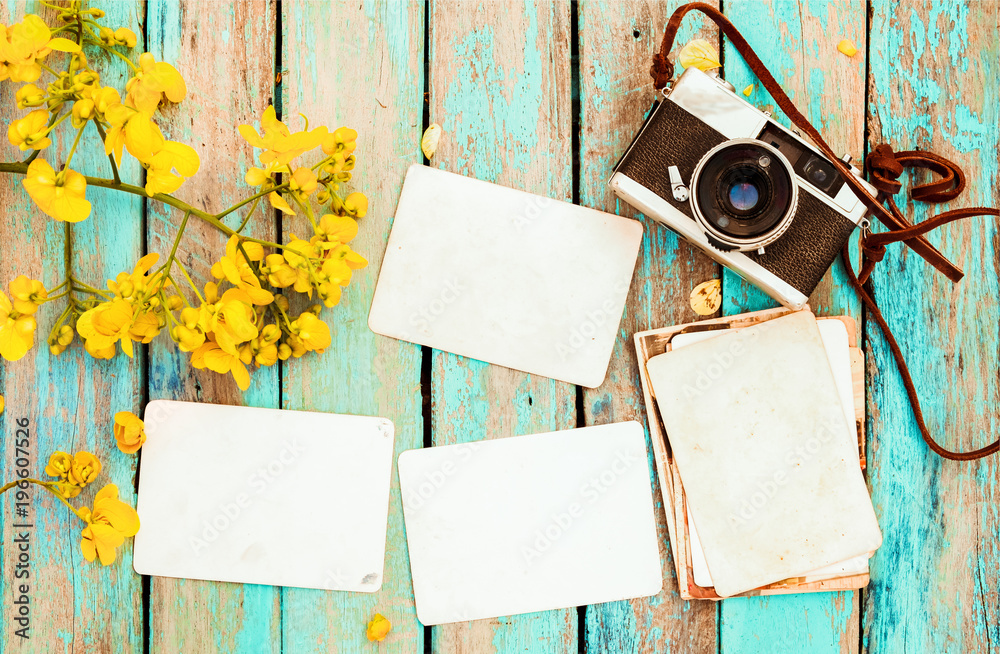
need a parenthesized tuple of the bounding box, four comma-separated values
(16, 84, 45, 109)
(72, 98, 95, 128)
(114, 27, 137, 48)
(166, 295, 184, 310)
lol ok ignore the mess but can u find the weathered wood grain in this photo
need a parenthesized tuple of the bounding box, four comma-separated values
(718, 2, 865, 652)
(278, 1, 425, 652)
(0, 1, 145, 651)
(427, 1, 577, 652)
(578, 1, 720, 652)
(144, 2, 282, 651)
(865, 1, 999, 651)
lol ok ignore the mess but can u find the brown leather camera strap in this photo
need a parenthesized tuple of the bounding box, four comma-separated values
(651, 2, 1000, 461)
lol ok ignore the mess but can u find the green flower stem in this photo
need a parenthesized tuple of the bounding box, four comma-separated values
(0, 478, 85, 520)
(92, 121, 121, 185)
(215, 182, 290, 221)
(235, 195, 262, 233)
(98, 43, 139, 72)
(173, 259, 205, 303)
(0, 161, 235, 237)
(62, 123, 88, 172)
(158, 208, 192, 277)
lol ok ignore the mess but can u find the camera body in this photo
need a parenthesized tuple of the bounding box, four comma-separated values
(610, 66, 873, 309)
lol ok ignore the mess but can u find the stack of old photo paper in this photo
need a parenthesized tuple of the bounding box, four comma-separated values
(635, 307, 882, 599)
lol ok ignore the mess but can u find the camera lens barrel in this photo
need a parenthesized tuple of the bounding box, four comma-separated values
(689, 138, 798, 252)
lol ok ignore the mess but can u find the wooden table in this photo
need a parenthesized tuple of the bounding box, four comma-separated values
(1, 0, 996, 652)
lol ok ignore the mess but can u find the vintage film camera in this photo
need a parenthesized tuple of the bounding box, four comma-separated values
(610, 66, 874, 309)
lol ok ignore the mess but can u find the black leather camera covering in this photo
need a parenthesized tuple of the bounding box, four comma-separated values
(616, 99, 857, 298)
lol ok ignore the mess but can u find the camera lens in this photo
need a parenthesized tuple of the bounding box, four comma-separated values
(726, 179, 760, 212)
(802, 154, 837, 192)
(689, 139, 797, 252)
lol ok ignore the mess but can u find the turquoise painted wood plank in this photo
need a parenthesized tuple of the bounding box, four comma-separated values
(278, 1, 425, 652)
(578, 1, 720, 652)
(427, 1, 577, 652)
(865, 1, 999, 651)
(0, 1, 145, 651)
(719, 2, 865, 652)
(144, 1, 282, 651)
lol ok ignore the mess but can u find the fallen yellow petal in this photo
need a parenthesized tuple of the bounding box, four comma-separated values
(837, 39, 858, 57)
(366, 613, 391, 642)
(0, 394, 4, 416)
(678, 38, 721, 72)
(690, 278, 722, 316)
(421, 123, 442, 160)
(742, 84, 753, 97)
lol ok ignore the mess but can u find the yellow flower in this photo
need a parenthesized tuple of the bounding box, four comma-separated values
(77, 298, 135, 358)
(44, 451, 72, 480)
(8, 109, 51, 151)
(104, 105, 164, 165)
(48, 324, 74, 355)
(79, 484, 140, 566)
(262, 253, 300, 289)
(143, 140, 201, 196)
(15, 83, 44, 108)
(114, 28, 137, 48)
(192, 337, 253, 391)
(289, 166, 318, 197)
(201, 287, 259, 355)
(68, 451, 101, 487)
(366, 613, 391, 642)
(323, 126, 357, 156)
(22, 159, 92, 223)
(8, 275, 46, 314)
(315, 213, 359, 244)
(113, 411, 147, 454)
(238, 105, 327, 166)
(1, 15, 81, 83)
(72, 98, 95, 128)
(125, 52, 187, 114)
(171, 306, 208, 352)
(210, 236, 273, 305)
(0, 394, 4, 416)
(0, 290, 36, 361)
(288, 312, 331, 354)
(245, 160, 288, 187)
(251, 325, 281, 367)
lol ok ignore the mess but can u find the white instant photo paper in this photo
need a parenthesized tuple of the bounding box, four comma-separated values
(368, 165, 643, 388)
(398, 422, 663, 625)
(133, 401, 395, 592)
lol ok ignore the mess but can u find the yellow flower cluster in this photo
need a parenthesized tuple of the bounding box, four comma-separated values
(45, 450, 101, 499)
(4, 6, 198, 224)
(76, 253, 175, 359)
(0, 5, 369, 393)
(27, 408, 145, 567)
(0, 275, 46, 361)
